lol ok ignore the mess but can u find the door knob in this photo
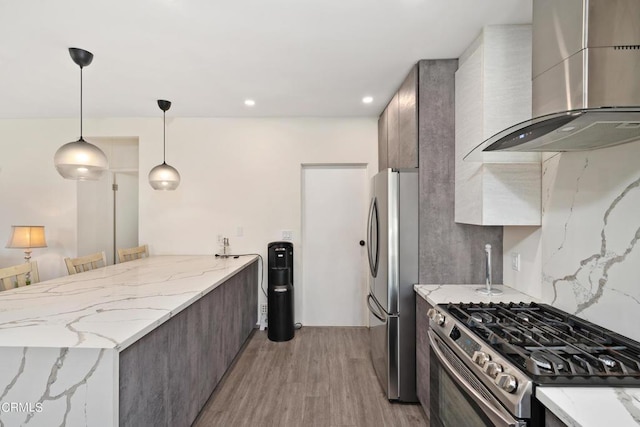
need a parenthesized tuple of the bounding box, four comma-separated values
(359, 240, 365, 246)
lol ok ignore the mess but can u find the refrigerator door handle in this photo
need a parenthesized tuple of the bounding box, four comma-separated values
(367, 294, 387, 322)
(367, 197, 379, 278)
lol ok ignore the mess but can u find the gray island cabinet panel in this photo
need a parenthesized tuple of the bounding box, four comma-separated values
(119, 261, 258, 427)
(415, 295, 431, 420)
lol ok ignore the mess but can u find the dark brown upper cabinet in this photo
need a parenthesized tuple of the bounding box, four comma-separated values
(378, 107, 389, 171)
(379, 65, 418, 171)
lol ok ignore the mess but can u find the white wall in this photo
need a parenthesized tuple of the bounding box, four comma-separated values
(0, 117, 377, 323)
(0, 120, 79, 279)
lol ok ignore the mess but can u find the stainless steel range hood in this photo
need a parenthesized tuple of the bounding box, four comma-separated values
(468, 0, 640, 158)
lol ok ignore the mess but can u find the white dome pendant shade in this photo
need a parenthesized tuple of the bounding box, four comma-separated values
(54, 138, 108, 180)
(149, 162, 181, 190)
(149, 100, 181, 190)
(54, 48, 108, 180)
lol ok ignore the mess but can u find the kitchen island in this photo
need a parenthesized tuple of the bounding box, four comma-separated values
(0, 255, 258, 427)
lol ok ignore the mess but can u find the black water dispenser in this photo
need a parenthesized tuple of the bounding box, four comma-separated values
(267, 241, 294, 342)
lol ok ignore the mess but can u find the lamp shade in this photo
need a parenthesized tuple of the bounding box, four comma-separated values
(6, 226, 47, 249)
(54, 139, 109, 180)
(148, 162, 181, 190)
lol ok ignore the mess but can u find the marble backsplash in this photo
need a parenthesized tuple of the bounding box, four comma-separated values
(540, 141, 640, 341)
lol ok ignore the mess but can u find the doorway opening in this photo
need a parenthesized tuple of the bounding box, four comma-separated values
(77, 137, 139, 265)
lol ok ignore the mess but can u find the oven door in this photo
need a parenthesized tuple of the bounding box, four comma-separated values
(429, 331, 527, 427)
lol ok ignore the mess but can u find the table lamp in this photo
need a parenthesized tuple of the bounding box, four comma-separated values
(6, 225, 48, 262)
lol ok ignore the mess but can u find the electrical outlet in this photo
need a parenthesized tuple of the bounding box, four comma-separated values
(282, 230, 293, 241)
(511, 252, 521, 272)
(236, 226, 244, 237)
(259, 304, 268, 331)
(217, 234, 223, 243)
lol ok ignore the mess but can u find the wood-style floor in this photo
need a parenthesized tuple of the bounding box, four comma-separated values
(194, 327, 428, 426)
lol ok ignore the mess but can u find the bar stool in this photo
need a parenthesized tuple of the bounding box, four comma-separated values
(64, 251, 107, 275)
(117, 244, 149, 263)
(0, 261, 40, 291)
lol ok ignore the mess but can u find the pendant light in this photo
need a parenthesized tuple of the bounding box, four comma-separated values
(148, 100, 181, 190)
(54, 48, 108, 180)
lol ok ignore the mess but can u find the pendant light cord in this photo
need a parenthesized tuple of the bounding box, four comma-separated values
(80, 66, 83, 140)
(163, 110, 166, 163)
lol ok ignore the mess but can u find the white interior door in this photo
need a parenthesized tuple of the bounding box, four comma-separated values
(301, 164, 368, 326)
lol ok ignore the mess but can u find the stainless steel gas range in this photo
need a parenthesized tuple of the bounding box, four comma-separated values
(427, 302, 640, 427)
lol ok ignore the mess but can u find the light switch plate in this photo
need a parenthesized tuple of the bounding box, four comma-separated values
(511, 252, 521, 271)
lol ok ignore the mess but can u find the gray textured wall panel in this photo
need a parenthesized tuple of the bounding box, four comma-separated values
(418, 59, 504, 284)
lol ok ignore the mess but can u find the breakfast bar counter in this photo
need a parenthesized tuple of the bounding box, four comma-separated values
(0, 255, 258, 427)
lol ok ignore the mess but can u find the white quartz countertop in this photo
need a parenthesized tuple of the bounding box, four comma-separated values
(0, 255, 257, 351)
(536, 387, 640, 426)
(415, 284, 640, 426)
(414, 283, 539, 306)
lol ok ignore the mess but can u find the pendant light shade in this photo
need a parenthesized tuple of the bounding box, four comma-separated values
(149, 100, 180, 190)
(149, 162, 181, 190)
(54, 138, 109, 180)
(54, 48, 108, 181)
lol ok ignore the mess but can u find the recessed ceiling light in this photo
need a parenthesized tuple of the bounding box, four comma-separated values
(244, 99, 256, 107)
(362, 96, 373, 104)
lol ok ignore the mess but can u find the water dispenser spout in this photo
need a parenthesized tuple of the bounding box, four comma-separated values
(220, 237, 230, 258)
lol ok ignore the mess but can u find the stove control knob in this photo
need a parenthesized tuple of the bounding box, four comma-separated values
(472, 351, 491, 367)
(433, 312, 445, 326)
(427, 309, 445, 326)
(496, 373, 518, 393)
(484, 362, 503, 378)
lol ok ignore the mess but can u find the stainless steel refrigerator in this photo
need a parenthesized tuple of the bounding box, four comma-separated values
(366, 168, 418, 402)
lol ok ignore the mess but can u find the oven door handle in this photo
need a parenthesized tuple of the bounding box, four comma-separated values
(428, 331, 526, 427)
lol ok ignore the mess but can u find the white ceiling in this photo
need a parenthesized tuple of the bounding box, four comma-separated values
(0, 0, 531, 119)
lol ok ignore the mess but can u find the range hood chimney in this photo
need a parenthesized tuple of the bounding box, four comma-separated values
(470, 0, 640, 156)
